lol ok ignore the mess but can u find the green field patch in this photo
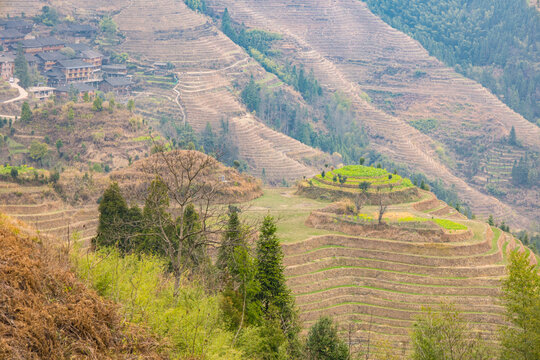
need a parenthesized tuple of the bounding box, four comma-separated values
(409, 118, 438, 133)
(433, 219, 468, 230)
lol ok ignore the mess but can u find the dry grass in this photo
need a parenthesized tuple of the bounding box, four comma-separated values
(0, 214, 167, 360)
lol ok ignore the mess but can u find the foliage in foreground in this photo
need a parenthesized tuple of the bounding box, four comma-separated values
(411, 303, 492, 360)
(74, 248, 246, 359)
(305, 317, 349, 360)
(499, 250, 540, 360)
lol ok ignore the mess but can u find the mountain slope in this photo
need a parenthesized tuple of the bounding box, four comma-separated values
(205, 0, 539, 229)
(108, 0, 330, 183)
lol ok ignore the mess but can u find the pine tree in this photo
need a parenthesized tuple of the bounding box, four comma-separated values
(20, 102, 32, 123)
(14, 47, 30, 88)
(256, 215, 288, 311)
(305, 317, 350, 360)
(217, 206, 244, 271)
(509, 126, 517, 146)
(141, 177, 171, 254)
(93, 182, 129, 250)
(500, 250, 540, 360)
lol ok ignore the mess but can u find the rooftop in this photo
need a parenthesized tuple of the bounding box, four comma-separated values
(57, 59, 94, 69)
(0, 54, 15, 63)
(103, 76, 133, 87)
(0, 29, 24, 39)
(80, 49, 103, 59)
(36, 51, 68, 62)
(64, 43, 92, 53)
(102, 64, 127, 71)
(20, 37, 65, 48)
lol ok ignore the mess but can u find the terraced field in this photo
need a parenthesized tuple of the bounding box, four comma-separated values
(242, 183, 537, 356)
(0, 182, 99, 245)
(105, 0, 330, 183)
(206, 0, 539, 229)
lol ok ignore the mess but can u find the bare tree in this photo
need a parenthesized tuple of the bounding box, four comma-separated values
(141, 145, 227, 295)
(354, 193, 366, 214)
(377, 189, 388, 225)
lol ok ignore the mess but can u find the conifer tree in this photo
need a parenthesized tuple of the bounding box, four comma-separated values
(500, 250, 540, 360)
(14, 48, 30, 88)
(94, 182, 129, 250)
(20, 102, 32, 123)
(305, 317, 349, 360)
(218, 206, 245, 271)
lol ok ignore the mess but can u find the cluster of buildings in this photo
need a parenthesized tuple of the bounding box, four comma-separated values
(0, 18, 133, 100)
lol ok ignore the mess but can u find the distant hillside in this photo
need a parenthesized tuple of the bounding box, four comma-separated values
(0, 100, 153, 172)
(0, 214, 166, 359)
(364, 0, 539, 125)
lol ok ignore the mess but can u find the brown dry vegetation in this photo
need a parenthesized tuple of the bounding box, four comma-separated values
(0, 101, 153, 172)
(0, 149, 262, 245)
(0, 214, 167, 360)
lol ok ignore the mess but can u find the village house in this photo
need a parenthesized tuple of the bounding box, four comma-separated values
(0, 54, 14, 80)
(36, 51, 68, 71)
(28, 86, 55, 100)
(20, 37, 65, 54)
(80, 49, 103, 68)
(0, 29, 24, 47)
(0, 19, 34, 34)
(56, 23, 97, 38)
(100, 76, 133, 95)
(55, 59, 95, 83)
(55, 82, 96, 99)
(102, 64, 128, 77)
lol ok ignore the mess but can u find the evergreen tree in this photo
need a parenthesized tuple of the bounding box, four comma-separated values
(241, 76, 261, 113)
(20, 102, 32, 123)
(14, 48, 30, 88)
(509, 126, 517, 146)
(201, 122, 215, 154)
(217, 206, 245, 271)
(180, 203, 206, 269)
(92, 97, 103, 111)
(500, 250, 540, 360)
(305, 317, 349, 360)
(256, 215, 288, 311)
(93, 182, 129, 250)
(141, 177, 171, 255)
(256, 215, 301, 357)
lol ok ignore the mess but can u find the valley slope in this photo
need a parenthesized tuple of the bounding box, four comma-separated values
(205, 0, 539, 229)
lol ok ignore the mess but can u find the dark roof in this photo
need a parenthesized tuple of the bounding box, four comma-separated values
(102, 64, 127, 71)
(103, 76, 133, 87)
(64, 43, 91, 53)
(56, 23, 96, 34)
(24, 53, 39, 64)
(80, 49, 103, 59)
(0, 54, 15, 63)
(20, 37, 65, 49)
(4, 20, 33, 30)
(45, 68, 64, 79)
(0, 29, 24, 39)
(55, 83, 96, 93)
(36, 51, 68, 62)
(57, 59, 93, 69)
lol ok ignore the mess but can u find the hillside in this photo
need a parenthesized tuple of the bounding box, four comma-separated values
(12, 0, 538, 228)
(0, 213, 165, 359)
(0, 150, 262, 244)
(0, 101, 153, 172)
(204, 0, 539, 230)
(107, 0, 331, 183)
(240, 167, 538, 356)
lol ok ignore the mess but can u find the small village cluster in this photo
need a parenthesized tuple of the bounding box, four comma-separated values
(0, 17, 133, 100)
